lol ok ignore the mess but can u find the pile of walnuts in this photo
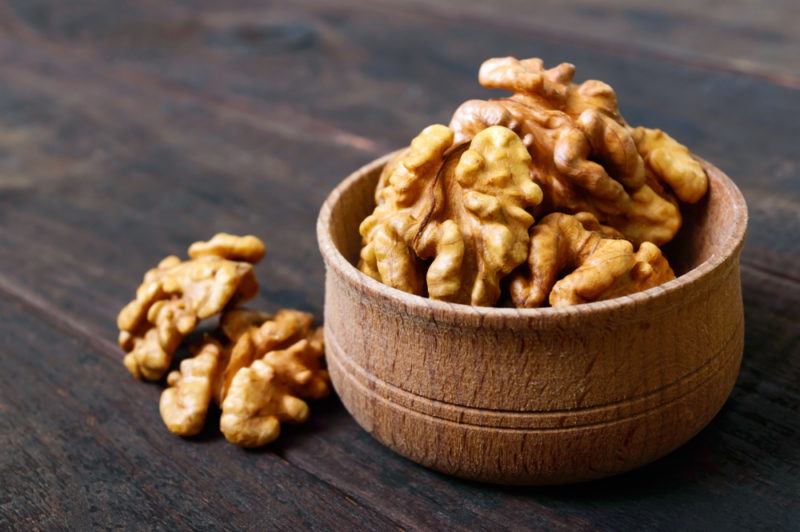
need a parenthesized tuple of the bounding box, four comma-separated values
(117, 233, 329, 447)
(359, 56, 708, 307)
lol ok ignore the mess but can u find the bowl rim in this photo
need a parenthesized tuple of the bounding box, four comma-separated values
(317, 150, 748, 323)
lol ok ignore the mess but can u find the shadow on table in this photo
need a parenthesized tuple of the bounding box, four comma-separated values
(469, 412, 729, 502)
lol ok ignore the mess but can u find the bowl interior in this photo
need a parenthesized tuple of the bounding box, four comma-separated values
(325, 155, 745, 296)
(329, 165, 384, 269)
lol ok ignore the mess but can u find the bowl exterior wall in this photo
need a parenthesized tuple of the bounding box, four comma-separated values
(324, 262, 744, 484)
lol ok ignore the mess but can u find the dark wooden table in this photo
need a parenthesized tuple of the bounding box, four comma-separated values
(1, 1, 798, 529)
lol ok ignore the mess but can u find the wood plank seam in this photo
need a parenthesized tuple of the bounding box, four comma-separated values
(0, 30, 387, 155)
(0, 275, 410, 529)
(362, 0, 800, 90)
(741, 257, 800, 285)
(0, 273, 120, 360)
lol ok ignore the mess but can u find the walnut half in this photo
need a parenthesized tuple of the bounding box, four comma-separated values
(450, 56, 708, 247)
(159, 308, 328, 447)
(510, 212, 675, 308)
(117, 234, 264, 381)
(358, 124, 543, 306)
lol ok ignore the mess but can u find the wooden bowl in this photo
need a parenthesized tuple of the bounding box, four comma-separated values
(317, 152, 748, 485)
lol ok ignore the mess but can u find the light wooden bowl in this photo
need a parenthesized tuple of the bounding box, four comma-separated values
(317, 152, 748, 485)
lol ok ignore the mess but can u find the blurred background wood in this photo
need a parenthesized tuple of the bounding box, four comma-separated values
(0, 0, 797, 529)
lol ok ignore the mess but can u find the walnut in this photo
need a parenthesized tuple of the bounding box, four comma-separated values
(358, 124, 543, 306)
(510, 212, 675, 307)
(117, 234, 264, 380)
(217, 308, 317, 403)
(449, 56, 707, 246)
(160, 338, 226, 436)
(221, 333, 327, 447)
(632, 127, 708, 204)
(158, 308, 328, 446)
(188, 233, 266, 263)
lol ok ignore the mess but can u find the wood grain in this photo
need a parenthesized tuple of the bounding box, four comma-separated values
(0, 0, 797, 528)
(381, 0, 800, 85)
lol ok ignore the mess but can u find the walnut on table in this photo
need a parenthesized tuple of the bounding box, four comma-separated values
(159, 338, 226, 437)
(118, 233, 329, 447)
(117, 233, 264, 381)
(449, 56, 708, 247)
(159, 308, 328, 447)
(221, 331, 327, 447)
(358, 124, 543, 306)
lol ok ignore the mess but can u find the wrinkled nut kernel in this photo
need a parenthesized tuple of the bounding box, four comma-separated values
(117, 234, 264, 381)
(160, 339, 225, 436)
(158, 308, 328, 447)
(510, 212, 675, 308)
(221, 333, 327, 447)
(359, 124, 543, 306)
(632, 127, 708, 204)
(218, 308, 317, 404)
(188, 233, 266, 263)
(450, 56, 708, 246)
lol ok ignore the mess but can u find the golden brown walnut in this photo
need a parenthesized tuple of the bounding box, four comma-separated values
(160, 338, 226, 436)
(510, 212, 675, 307)
(188, 233, 266, 263)
(221, 333, 327, 447)
(158, 308, 328, 446)
(117, 234, 263, 380)
(449, 56, 708, 246)
(632, 127, 708, 204)
(358, 124, 543, 306)
(217, 308, 316, 403)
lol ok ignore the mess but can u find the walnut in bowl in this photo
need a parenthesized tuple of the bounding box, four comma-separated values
(318, 152, 745, 484)
(317, 57, 748, 484)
